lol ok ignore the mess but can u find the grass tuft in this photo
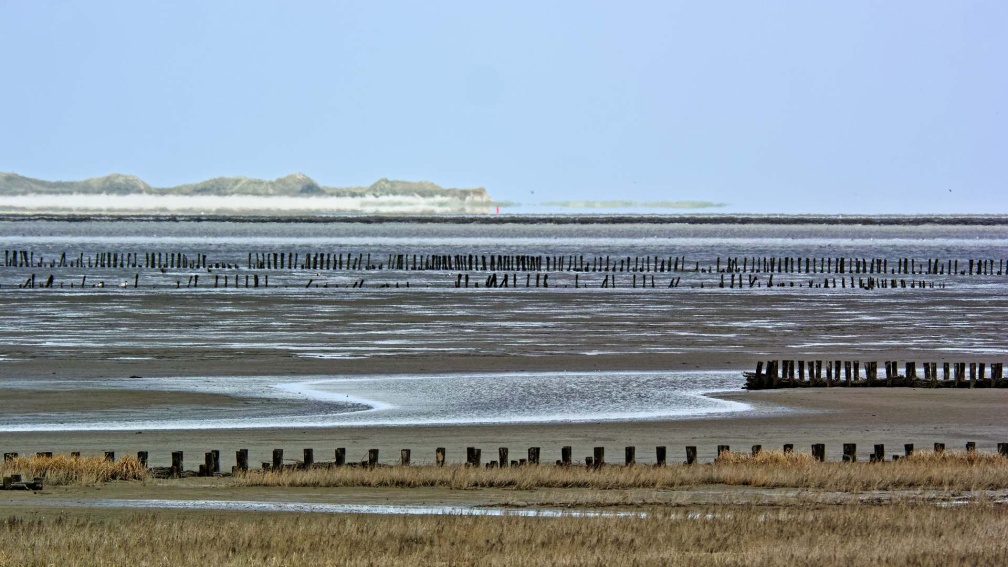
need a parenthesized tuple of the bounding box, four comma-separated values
(0, 454, 148, 485)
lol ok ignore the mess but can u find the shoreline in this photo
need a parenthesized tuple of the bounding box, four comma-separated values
(2, 377, 1005, 466)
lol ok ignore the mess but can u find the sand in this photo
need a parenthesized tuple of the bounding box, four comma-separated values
(1, 376, 1004, 468)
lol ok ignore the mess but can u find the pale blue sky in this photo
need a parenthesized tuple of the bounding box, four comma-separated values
(1, 1, 1004, 213)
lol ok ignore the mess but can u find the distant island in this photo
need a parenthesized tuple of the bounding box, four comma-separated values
(0, 172, 494, 214)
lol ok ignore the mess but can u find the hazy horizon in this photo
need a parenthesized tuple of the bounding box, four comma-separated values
(1, 2, 1004, 214)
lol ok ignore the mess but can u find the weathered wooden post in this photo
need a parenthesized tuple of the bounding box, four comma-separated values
(656, 446, 667, 466)
(203, 452, 214, 476)
(751, 444, 762, 457)
(593, 447, 605, 468)
(367, 449, 380, 467)
(561, 446, 572, 466)
(435, 447, 445, 467)
(624, 446, 635, 466)
(934, 443, 945, 454)
(303, 448, 314, 468)
(998, 443, 1008, 457)
(528, 447, 540, 465)
(783, 444, 793, 454)
(400, 449, 410, 466)
(811, 444, 825, 462)
(137, 451, 148, 468)
(970, 363, 977, 388)
(466, 447, 479, 467)
(171, 451, 184, 478)
(966, 441, 976, 453)
(272, 449, 283, 470)
(105, 451, 115, 462)
(904, 444, 914, 457)
(685, 446, 697, 465)
(873, 444, 884, 463)
(717, 445, 730, 459)
(335, 448, 346, 466)
(842, 443, 857, 463)
(236, 449, 249, 471)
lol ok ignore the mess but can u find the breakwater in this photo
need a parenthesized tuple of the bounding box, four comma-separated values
(745, 360, 1007, 389)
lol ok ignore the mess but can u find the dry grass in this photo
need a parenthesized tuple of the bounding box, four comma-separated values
(232, 450, 1008, 492)
(1, 502, 1007, 566)
(0, 454, 148, 485)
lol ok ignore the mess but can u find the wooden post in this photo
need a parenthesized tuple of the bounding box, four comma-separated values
(528, 447, 540, 465)
(105, 451, 115, 462)
(934, 443, 945, 454)
(335, 448, 346, 466)
(656, 446, 667, 466)
(303, 448, 314, 468)
(137, 451, 148, 468)
(272, 449, 283, 470)
(783, 444, 793, 454)
(400, 449, 411, 466)
(904, 444, 914, 457)
(561, 446, 572, 466)
(171, 451, 183, 478)
(811, 444, 825, 462)
(751, 444, 762, 457)
(717, 445, 730, 459)
(204, 452, 214, 476)
(685, 446, 697, 465)
(236, 449, 249, 471)
(842, 443, 857, 463)
(435, 447, 445, 467)
(498, 448, 508, 468)
(873, 444, 884, 463)
(367, 449, 379, 467)
(593, 446, 605, 468)
(624, 446, 635, 466)
(997, 443, 1008, 457)
(466, 447, 479, 467)
(966, 441, 976, 453)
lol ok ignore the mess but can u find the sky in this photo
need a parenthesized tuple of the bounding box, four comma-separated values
(1, 1, 1005, 214)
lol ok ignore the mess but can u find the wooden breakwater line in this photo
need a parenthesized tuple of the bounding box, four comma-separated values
(6, 248, 1008, 291)
(745, 360, 1008, 389)
(6, 248, 1008, 276)
(4, 441, 1008, 484)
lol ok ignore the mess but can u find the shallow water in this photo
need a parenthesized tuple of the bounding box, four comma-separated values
(1, 216, 1006, 432)
(0, 371, 748, 432)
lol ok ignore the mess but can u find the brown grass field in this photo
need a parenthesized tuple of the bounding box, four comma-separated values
(233, 449, 1008, 492)
(2, 502, 1007, 566)
(3, 450, 1008, 565)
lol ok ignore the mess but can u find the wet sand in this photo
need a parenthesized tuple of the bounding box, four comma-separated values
(1, 375, 1005, 467)
(1, 289, 1006, 468)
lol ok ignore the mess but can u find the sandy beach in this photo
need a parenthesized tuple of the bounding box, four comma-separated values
(2, 368, 1005, 467)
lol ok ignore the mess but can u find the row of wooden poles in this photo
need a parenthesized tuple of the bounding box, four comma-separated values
(17, 272, 951, 290)
(6, 249, 1008, 277)
(745, 360, 1007, 390)
(6, 442, 1008, 477)
(12, 271, 950, 291)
